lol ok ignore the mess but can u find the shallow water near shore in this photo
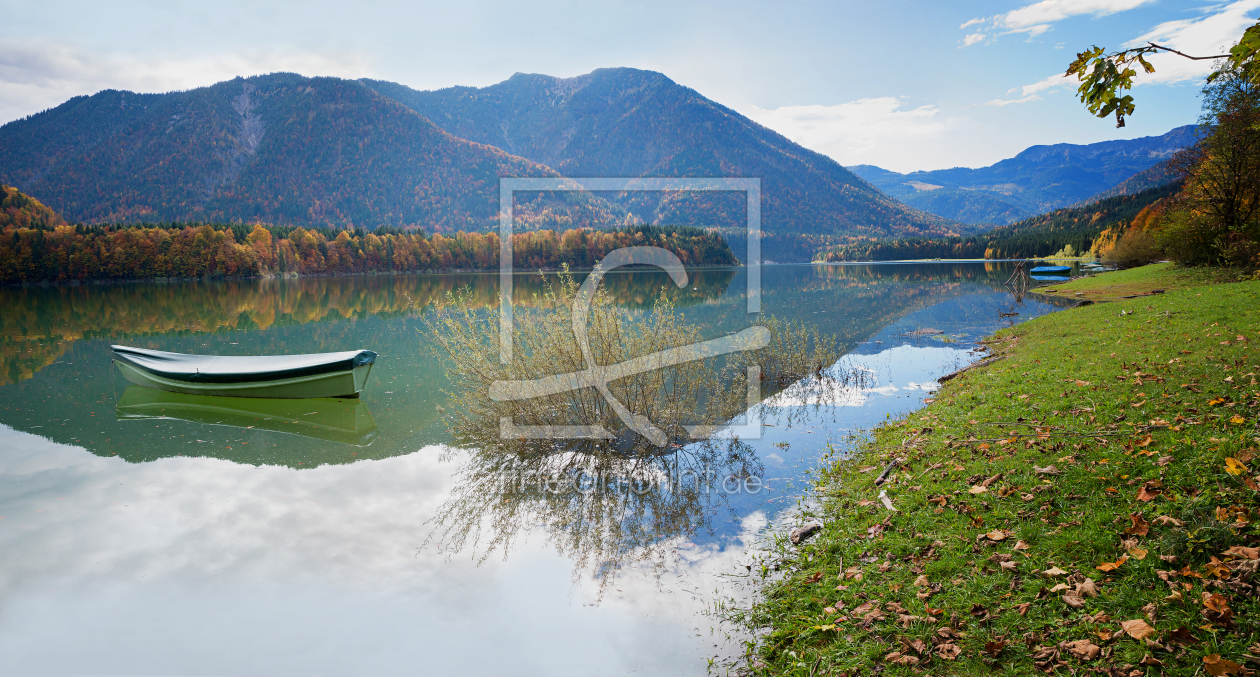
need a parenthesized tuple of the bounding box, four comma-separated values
(0, 262, 1071, 676)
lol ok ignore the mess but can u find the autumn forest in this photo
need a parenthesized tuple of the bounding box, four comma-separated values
(0, 185, 737, 284)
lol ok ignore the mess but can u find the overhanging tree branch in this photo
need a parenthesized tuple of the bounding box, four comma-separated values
(1145, 43, 1230, 61)
(1065, 20, 1260, 127)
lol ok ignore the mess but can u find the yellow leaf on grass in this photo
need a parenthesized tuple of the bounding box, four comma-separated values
(1042, 566, 1068, 577)
(1209, 397, 1227, 406)
(1127, 547, 1148, 560)
(1205, 557, 1232, 578)
(1096, 556, 1129, 572)
(969, 485, 988, 495)
(1230, 415, 1246, 425)
(1225, 457, 1248, 476)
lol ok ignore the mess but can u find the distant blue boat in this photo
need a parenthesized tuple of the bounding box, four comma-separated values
(1031, 274, 1071, 282)
(1030, 265, 1071, 274)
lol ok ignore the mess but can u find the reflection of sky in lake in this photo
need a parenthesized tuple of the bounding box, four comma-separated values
(0, 264, 1066, 675)
(0, 430, 750, 676)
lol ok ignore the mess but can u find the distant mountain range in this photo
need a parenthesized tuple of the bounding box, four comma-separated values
(847, 125, 1197, 225)
(0, 69, 960, 258)
(819, 182, 1179, 262)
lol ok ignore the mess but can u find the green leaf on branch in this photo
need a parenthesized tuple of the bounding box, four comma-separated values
(1065, 45, 1158, 127)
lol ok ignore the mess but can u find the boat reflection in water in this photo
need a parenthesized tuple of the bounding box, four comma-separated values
(115, 386, 379, 447)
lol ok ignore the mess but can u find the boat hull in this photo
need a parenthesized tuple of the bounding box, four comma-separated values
(114, 359, 373, 399)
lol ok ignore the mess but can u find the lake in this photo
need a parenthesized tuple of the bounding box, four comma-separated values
(0, 262, 1071, 676)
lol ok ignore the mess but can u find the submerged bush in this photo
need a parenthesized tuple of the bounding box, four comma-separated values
(428, 264, 844, 452)
(423, 257, 858, 582)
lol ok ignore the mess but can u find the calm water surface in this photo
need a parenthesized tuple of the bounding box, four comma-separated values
(0, 262, 1071, 676)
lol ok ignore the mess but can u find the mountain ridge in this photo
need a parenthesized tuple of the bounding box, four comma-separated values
(0, 73, 618, 231)
(847, 125, 1197, 225)
(0, 69, 962, 260)
(362, 68, 963, 240)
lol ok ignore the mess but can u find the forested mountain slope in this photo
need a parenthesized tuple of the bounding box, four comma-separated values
(819, 183, 1178, 261)
(0, 74, 620, 231)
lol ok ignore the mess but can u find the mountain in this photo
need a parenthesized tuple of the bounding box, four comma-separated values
(0, 73, 619, 231)
(847, 125, 1198, 225)
(819, 182, 1180, 262)
(1081, 156, 1181, 203)
(0, 69, 961, 260)
(361, 68, 961, 240)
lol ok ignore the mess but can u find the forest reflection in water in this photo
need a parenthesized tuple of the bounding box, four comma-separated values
(0, 262, 1071, 473)
(0, 260, 1059, 387)
(0, 268, 737, 386)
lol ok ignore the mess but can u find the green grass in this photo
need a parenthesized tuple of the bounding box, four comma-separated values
(1037, 263, 1255, 302)
(731, 265, 1260, 675)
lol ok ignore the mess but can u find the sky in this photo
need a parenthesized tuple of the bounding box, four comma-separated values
(3, 0, 1256, 173)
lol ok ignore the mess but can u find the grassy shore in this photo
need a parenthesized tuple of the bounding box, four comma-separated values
(733, 264, 1260, 676)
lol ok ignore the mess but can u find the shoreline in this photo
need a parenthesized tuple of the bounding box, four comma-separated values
(1, 263, 752, 289)
(4, 258, 1120, 288)
(735, 263, 1260, 675)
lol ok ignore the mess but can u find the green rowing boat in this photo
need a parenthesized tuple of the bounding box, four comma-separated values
(111, 345, 377, 398)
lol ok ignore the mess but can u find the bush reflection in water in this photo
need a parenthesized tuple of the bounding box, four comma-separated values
(424, 268, 867, 584)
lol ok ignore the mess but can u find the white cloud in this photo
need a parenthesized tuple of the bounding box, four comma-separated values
(1003, 0, 1155, 30)
(0, 41, 374, 124)
(963, 33, 987, 46)
(1122, 0, 1260, 84)
(1022, 72, 1074, 96)
(745, 97, 948, 170)
(961, 0, 1157, 44)
(985, 94, 1044, 106)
